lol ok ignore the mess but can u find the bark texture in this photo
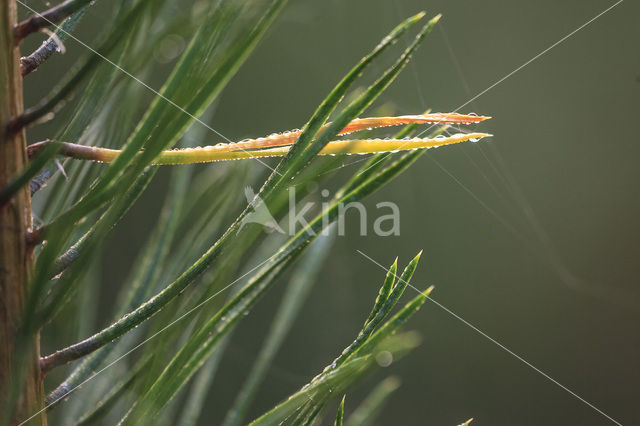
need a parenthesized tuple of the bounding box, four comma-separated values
(0, 1, 45, 424)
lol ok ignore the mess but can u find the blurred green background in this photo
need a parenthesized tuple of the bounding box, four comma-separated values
(21, 0, 639, 424)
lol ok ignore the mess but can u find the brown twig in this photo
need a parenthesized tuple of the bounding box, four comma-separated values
(14, 0, 92, 43)
(20, 7, 86, 76)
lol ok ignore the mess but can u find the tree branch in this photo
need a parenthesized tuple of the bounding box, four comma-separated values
(0, 140, 60, 208)
(13, 0, 93, 43)
(20, 8, 87, 76)
(9, 0, 148, 132)
(0, 0, 45, 423)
